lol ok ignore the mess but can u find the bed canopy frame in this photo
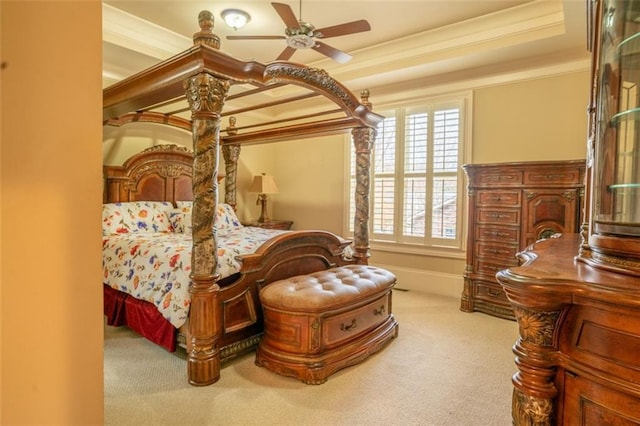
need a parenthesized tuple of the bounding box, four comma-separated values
(103, 10, 383, 386)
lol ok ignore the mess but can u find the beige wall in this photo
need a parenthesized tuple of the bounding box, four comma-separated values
(271, 135, 347, 233)
(1, 2, 104, 424)
(473, 71, 590, 163)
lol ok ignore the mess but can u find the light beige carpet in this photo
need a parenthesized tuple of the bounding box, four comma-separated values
(104, 290, 519, 425)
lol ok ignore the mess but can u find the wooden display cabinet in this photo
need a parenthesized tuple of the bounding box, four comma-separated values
(496, 1, 640, 424)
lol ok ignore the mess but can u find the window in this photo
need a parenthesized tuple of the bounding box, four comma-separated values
(347, 92, 471, 251)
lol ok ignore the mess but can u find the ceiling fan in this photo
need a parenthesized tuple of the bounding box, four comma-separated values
(226, 2, 371, 64)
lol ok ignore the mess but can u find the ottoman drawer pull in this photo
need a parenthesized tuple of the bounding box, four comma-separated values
(374, 305, 385, 316)
(340, 318, 357, 331)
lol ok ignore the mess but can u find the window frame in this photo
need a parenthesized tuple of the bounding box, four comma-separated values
(344, 91, 473, 256)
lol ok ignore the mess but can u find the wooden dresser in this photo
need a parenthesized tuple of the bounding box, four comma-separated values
(496, 234, 640, 424)
(461, 160, 585, 320)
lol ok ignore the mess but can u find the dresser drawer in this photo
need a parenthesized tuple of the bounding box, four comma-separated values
(524, 167, 583, 185)
(473, 280, 510, 306)
(476, 225, 520, 244)
(474, 170, 523, 186)
(323, 293, 390, 349)
(474, 257, 519, 276)
(477, 208, 520, 225)
(560, 305, 640, 384)
(477, 190, 521, 207)
(562, 373, 640, 425)
(476, 241, 519, 260)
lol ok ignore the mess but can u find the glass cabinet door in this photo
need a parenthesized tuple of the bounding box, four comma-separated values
(581, 0, 640, 276)
(594, 0, 640, 237)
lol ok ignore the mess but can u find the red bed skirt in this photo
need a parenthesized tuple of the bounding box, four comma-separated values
(103, 285, 177, 352)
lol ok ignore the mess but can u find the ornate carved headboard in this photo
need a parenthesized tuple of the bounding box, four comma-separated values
(103, 144, 194, 205)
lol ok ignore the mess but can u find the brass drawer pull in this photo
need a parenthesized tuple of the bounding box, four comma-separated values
(485, 175, 516, 182)
(490, 248, 510, 255)
(487, 231, 511, 238)
(487, 288, 502, 297)
(373, 305, 385, 316)
(340, 318, 357, 331)
(487, 213, 510, 219)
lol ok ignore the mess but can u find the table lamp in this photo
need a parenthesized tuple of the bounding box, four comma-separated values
(248, 173, 279, 223)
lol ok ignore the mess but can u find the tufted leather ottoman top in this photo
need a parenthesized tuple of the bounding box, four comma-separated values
(260, 265, 396, 312)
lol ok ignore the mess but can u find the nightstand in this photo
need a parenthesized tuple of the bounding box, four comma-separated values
(243, 220, 293, 230)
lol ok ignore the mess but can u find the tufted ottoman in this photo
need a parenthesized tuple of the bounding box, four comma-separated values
(255, 265, 399, 384)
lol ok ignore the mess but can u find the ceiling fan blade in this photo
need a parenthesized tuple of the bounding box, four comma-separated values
(271, 2, 299, 28)
(314, 20, 371, 39)
(276, 46, 297, 61)
(227, 35, 286, 40)
(312, 41, 352, 64)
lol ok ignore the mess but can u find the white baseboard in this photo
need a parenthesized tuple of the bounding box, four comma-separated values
(370, 263, 463, 299)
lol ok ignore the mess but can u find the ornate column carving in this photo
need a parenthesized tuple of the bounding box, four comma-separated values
(510, 305, 563, 426)
(460, 172, 477, 313)
(351, 127, 376, 263)
(222, 144, 241, 210)
(192, 10, 220, 49)
(184, 72, 229, 386)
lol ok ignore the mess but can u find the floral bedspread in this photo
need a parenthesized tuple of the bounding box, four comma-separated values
(102, 226, 287, 328)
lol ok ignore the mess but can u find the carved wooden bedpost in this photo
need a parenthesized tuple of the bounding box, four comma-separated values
(222, 143, 240, 210)
(184, 10, 229, 386)
(351, 126, 376, 264)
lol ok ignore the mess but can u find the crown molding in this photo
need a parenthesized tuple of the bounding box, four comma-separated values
(102, 3, 191, 61)
(317, 1, 568, 85)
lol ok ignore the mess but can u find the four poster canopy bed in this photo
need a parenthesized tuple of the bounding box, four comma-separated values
(103, 10, 384, 386)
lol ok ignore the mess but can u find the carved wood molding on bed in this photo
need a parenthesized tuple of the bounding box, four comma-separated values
(104, 145, 194, 205)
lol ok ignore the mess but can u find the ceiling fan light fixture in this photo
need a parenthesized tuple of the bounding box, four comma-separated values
(225, 2, 371, 63)
(286, 34, 315, 49)
(221, 9, 251, 30)
(285, 21, 316, 49)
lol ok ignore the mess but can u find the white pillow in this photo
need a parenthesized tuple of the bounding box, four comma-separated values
(166, 203, 242, 234)
(102, 201, 174, 235)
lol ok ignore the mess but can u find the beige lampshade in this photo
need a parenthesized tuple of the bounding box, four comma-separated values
(248, 174, 279, 194)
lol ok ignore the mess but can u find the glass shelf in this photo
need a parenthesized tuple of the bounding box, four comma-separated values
(610, 107, 640, 124)
(616, 33, 640, 56)
(608, 183, 640, 189)
(617, 31, 640, 56)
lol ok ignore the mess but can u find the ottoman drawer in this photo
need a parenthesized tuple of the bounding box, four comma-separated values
(324, 293, 390, 348)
